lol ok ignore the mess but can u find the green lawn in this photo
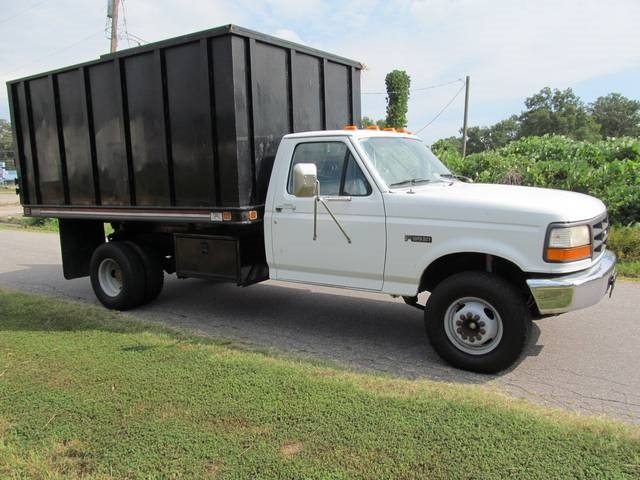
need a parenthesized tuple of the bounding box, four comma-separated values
(0, 288, 638, 479)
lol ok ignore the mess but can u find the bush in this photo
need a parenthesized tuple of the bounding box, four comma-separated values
(434, 135, 640, 225)
(608, 226, 640, 262)
(19, 217, 58, 231)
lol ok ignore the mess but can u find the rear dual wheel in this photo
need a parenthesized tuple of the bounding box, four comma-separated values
(90, 241, 164, 311)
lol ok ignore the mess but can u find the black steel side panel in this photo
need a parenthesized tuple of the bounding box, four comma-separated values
(325, 61, 351, 129)
(231, 36, 253, 206)
(251, 41, 290, 202)
(211, 35, 241, 207)
(292, 53, 323, 132)
(125, 53, 170, 206)
(165, 41, 216, 206)
(89, 62, 130, 205)
(12, 84, 37, 204)
(57, 70, 94, 205)
(29, 77, 64, 204)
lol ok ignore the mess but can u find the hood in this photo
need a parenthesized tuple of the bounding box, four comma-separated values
(390, 182, 606, 225)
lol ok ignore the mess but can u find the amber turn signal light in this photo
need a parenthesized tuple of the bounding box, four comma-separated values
(545, 244, 591, 262)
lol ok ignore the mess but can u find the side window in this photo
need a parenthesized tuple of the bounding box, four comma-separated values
(288, 142, 346, 196)
(343, 155, 372, 196)
(287, 142, 371, 197)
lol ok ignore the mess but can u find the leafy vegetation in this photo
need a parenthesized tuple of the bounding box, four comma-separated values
(519, 87, 601, 141)
(435, 88, 640, 155)
(591, 93, 640, 138)
(384, 70, 411, 129)
(435, 135, 640, 225)
(361, 116, 386, 129)
(0, 287, 638, 479)
(608, 226, 640, 261)
(19, 216, 59, 231)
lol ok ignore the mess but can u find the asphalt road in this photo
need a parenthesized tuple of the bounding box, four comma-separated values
(0, 229, 638, 424)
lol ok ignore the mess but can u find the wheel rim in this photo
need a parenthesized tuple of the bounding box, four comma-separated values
(98, 258, 123, 297)
(444, 296, 503, 355)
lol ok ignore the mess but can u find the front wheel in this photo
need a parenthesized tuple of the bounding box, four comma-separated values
(425, 271, 530, 373)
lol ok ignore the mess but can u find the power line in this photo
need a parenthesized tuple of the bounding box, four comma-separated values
(414, 82, 466, 134)
(362, 78, 463, 95)
(120, 0, 148, 46)
(0, 31, 104, 79)
(0, 0, 49, 26)
(121, 0, 131, 48)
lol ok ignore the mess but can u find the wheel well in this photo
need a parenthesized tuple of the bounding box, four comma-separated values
(419, 252, 529, 296)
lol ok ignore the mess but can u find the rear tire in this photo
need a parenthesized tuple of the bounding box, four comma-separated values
(90, 241, 146, 311)
(125, 241, 164, 304)
(425, 271, 530, 374)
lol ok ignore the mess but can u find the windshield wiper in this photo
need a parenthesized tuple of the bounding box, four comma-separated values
(389, 178, 432, 188)
(439, 173, 472, 183)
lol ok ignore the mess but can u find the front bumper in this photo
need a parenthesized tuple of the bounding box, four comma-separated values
(526, 250, 617, 315)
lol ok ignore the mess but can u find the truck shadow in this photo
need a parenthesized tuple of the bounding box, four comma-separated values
(0, 264, 541, 385)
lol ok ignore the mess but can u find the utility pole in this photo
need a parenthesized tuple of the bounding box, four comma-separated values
(461, 75, 470, 158)
(107, 0, 119, 53)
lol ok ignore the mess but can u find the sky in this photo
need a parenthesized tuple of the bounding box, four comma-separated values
(1, 0, 639, 143)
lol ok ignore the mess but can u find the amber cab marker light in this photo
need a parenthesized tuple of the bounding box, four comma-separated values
(383, 127, 396, 132)
(546, 244, 591, 262)
(366, 125, 380, 130)
(343, 125, 358, 130)
(222, 211, 232, 221)
(248, 210, 258, 221)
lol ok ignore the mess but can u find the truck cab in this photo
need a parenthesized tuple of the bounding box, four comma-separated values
(264, 128, 616, 372)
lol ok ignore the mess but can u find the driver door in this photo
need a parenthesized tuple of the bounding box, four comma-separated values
(270, 138, 386, 290)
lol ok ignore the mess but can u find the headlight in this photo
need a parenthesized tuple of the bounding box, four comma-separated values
(545, 225, 591, 262)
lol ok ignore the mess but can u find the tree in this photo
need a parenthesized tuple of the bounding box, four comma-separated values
(463, 126, 491, 154)
(590, 93, 640, 138)
(385, 70, 410, 129)
(438, 116, 520, 155)
(361, 116, 386, 129)
(0, 120, 15, 170)
(431, 136, 461, 155)
(488, 115, 520, 147)
(519, 87, 600, 141)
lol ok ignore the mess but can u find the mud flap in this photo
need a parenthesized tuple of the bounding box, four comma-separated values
(59, 219, 105, 279)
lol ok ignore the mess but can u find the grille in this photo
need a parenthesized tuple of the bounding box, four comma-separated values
(591, 213, 609, 259)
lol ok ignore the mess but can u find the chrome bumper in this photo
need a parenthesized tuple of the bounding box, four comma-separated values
(526, 250, 617, 315)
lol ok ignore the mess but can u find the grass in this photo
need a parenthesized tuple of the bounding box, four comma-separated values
(0, 288, 638, 479)
(609, 225, 640, 278)
(0, 218, 115, 236)
(618, 261, 640, 279)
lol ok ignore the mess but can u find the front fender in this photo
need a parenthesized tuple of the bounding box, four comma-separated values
(382, 220, 544, 296)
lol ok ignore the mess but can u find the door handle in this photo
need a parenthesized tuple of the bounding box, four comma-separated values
(275, 203, 296, 212)
(324, 196, 352, 202)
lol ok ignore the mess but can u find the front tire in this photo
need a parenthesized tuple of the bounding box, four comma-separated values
(90, 242, 146, 311)
(425, 271, 530, 373)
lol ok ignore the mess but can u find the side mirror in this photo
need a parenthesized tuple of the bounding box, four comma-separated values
(292, 163, 317, 197)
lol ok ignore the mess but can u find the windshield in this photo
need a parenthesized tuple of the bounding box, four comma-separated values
(358, 137, 451, 188)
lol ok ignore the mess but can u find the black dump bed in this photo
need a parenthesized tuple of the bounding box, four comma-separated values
(7, 25, 362, 223)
